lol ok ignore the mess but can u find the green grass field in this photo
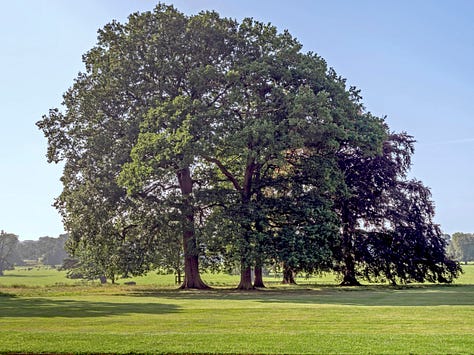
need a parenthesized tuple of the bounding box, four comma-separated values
(0, 265, 473, 354)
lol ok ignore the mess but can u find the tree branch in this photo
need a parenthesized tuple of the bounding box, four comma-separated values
(202, 155, 241, 192)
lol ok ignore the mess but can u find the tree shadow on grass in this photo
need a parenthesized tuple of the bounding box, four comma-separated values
(0, 297, 179, 318)
(128, 284, 474, 307)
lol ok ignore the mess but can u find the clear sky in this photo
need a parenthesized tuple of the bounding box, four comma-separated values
(1, 0, 473, 240)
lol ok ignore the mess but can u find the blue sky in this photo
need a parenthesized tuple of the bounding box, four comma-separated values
(1, 0, 473, 240)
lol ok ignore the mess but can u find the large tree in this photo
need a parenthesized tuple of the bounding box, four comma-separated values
(38, 5, 241, 288)
(334, 133, 460, 285)
(42, 4, 447, 290)
(178, 22, 386, 289)
(334, 132, 410, 285)
(265, 153, 341, 284)
(358, 180, 461, 285)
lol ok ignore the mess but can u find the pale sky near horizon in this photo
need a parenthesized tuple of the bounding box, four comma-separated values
(1, 1, 473, 240)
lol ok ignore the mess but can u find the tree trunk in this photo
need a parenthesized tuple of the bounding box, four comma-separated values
(253, 263, 265, 288)
(175, 268, 183, 285)
(237, 263, 254, 290)
(236, 161, 257, 291)
(340, 210, 361, 286)
(253, 205, 266, 288)
(177, 167, 209, 290)
(340, 267, 361, 286)
(180, 252, 209, 289)
(340, 246, 361, 286)
(282, 263, 296, 284)
(236, 236, 254, 290)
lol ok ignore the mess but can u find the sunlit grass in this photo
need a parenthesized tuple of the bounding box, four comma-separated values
(0, 267, 80, 287)
(3, 263, 471, 288)
(455, 263, 474, 284)
(0, 264, 473, 354)
(1, 285, 473, 354)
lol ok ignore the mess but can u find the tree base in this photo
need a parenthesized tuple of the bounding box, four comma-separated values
(179, 276, 211, 290)
(237, 265, 255, 290)
(179, 281, 211, 290)
(282, 265, 296, 284)
(236, 277, 255, 290)
(340, 274, 361, 286)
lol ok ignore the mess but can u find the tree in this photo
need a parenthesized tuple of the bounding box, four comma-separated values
(448, 233, 474, 264)
(38, 5, 241, 288)
(16, 235, 70, 266)
(180, 22, 386, 289)
(334, 132, 409, 285)
(17, 240, 41, 261)
(117, 7, 247, 289)
(0, 231, 19, 276)
(258, 152, 341, 284)
(64, 236, 121, 283)
(358, 180, 461, 284)
(42, 234, 70, 266)
(334, 133, 460, 285)
(41, 4, 444, 290)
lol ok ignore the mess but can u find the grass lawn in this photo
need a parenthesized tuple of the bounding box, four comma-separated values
(0, 265, 473, 354)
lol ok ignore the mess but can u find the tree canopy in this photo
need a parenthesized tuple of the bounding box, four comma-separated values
(37, 4, 459, 289)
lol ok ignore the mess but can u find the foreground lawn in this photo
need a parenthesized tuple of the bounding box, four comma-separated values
(0, 265, 473, 354)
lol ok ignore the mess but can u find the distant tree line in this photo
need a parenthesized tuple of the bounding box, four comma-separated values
(37, 4, 460, 289)
(0, 232, 69, 275)
(448, 233, 474, 264)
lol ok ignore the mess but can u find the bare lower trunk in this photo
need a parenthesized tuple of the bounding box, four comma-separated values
(177, 167, 209, 290)
(237, 263, 254, 290)
(340, 252, 361, 286)
(340, 210, 361, 287)
(253, 264, 265, 288)
(282, 263, 296, 284)
(340, 269, 361, 286)
(253, 211, 265, 288)
(175, 269, 183, 285)
(180, 252, 209, 289)
(236, 158, 257, 291)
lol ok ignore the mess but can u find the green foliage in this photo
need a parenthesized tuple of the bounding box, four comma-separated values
(36, 3, 455, 290)
(0, 232, 19, 275)
(448, 232, 474, 262)
(16, 234, 69, 266)
(334, 133, 460, 285)
(38, 4, 234, 286)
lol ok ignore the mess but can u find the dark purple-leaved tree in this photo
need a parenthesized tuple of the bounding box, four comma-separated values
(335, 133, 460, 285)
